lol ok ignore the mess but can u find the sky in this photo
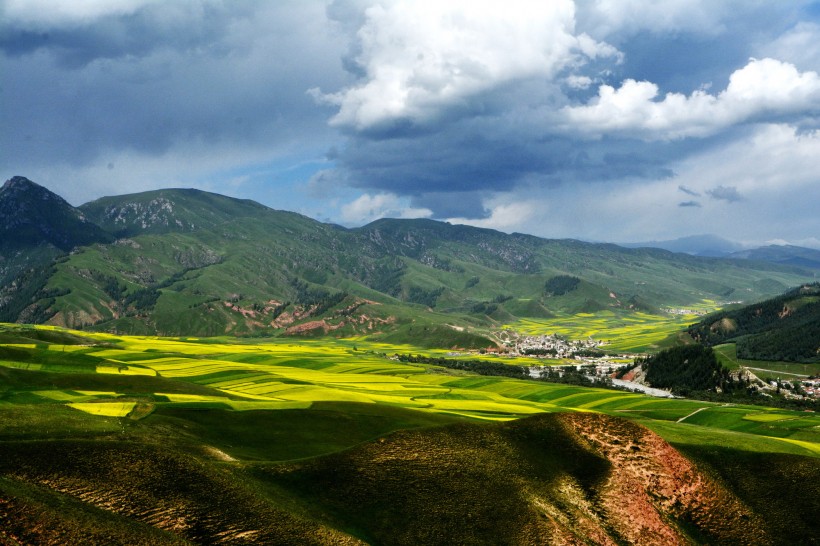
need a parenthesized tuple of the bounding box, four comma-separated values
(2, 0, 820, 248)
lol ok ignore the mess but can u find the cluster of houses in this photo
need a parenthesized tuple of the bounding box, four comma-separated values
(803, 379, 820, 398)
(662, 307, 708, 316)
(499, 332, 605, 359)
(765, 378, 820, 400)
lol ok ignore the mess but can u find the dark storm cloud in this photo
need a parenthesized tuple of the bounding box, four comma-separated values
(329, 106, 684, 218)
(678, 185, 701, 197)
(1, 2, 348, 173)
(707, 185, 745, 203)
(0, 4, 240, 68)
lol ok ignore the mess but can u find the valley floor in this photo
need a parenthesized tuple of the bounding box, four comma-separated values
(1, 323, 818, 544)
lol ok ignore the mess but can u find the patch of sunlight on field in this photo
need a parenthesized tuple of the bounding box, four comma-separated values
(96, 364, 157, 376)
(743, 413, 799, 423)
(273, 386, 376, 403)
(153, 393, 312, 411)
(45, 345, 93, 352)
(775, 437, 820, 456)
(421, 397, 544, 416)
(32, 390, 93, 402)
(226, 400, 312, 410)
(68, 401, 136, 417)
(576, 393, 642, 409)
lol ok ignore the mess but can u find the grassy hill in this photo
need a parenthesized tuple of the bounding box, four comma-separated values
(1, 178, 816, 341)
(3, 412, 815, 545)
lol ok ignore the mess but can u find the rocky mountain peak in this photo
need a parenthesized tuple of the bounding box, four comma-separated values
(1, 176, 59, 201)
(0, 176, 110, 252)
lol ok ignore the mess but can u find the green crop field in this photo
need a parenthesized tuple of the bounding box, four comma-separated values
(1, 323, 818, 460)
(505, 306, 711, 352)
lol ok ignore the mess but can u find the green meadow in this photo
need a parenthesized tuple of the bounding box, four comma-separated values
(1, 323, 817, 460)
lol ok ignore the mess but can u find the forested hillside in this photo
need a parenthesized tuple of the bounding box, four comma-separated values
(639, 345, 733, 396)
(688, 283, 820, 362)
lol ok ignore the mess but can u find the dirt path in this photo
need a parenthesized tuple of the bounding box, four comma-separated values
(745, 366, 808, 378)
(676, 406, 710, 423)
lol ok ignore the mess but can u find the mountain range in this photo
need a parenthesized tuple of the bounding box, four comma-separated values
(624, 233, 820, 267)
(1, 176, 816, 342)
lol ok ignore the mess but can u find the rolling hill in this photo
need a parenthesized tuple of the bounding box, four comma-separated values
(2, 405, 816, 545)
(1, 177, 816, 341)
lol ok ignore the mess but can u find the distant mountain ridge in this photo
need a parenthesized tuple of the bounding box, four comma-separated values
(623, 235, 820, 269)
(0, 177, 112, 295)
(622, 234, 745, 257)
(0, 177, 816, 340)
(728, 245, 820, 270)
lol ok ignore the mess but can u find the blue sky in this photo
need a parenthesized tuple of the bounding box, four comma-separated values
(2, 0, 820, 247)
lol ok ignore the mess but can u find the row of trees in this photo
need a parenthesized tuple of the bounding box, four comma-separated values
(395, 354, 529, 379)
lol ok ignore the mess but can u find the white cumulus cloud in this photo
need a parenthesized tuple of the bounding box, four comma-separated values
(562, 58, 820, 139)
(340, 193, 432, 225)
(313, 0, 620, 131)
(446, 201, 536, 232)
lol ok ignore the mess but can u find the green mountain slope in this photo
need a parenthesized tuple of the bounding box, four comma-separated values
(688, 283, 820, 362)
(1, 180, 816, 339)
